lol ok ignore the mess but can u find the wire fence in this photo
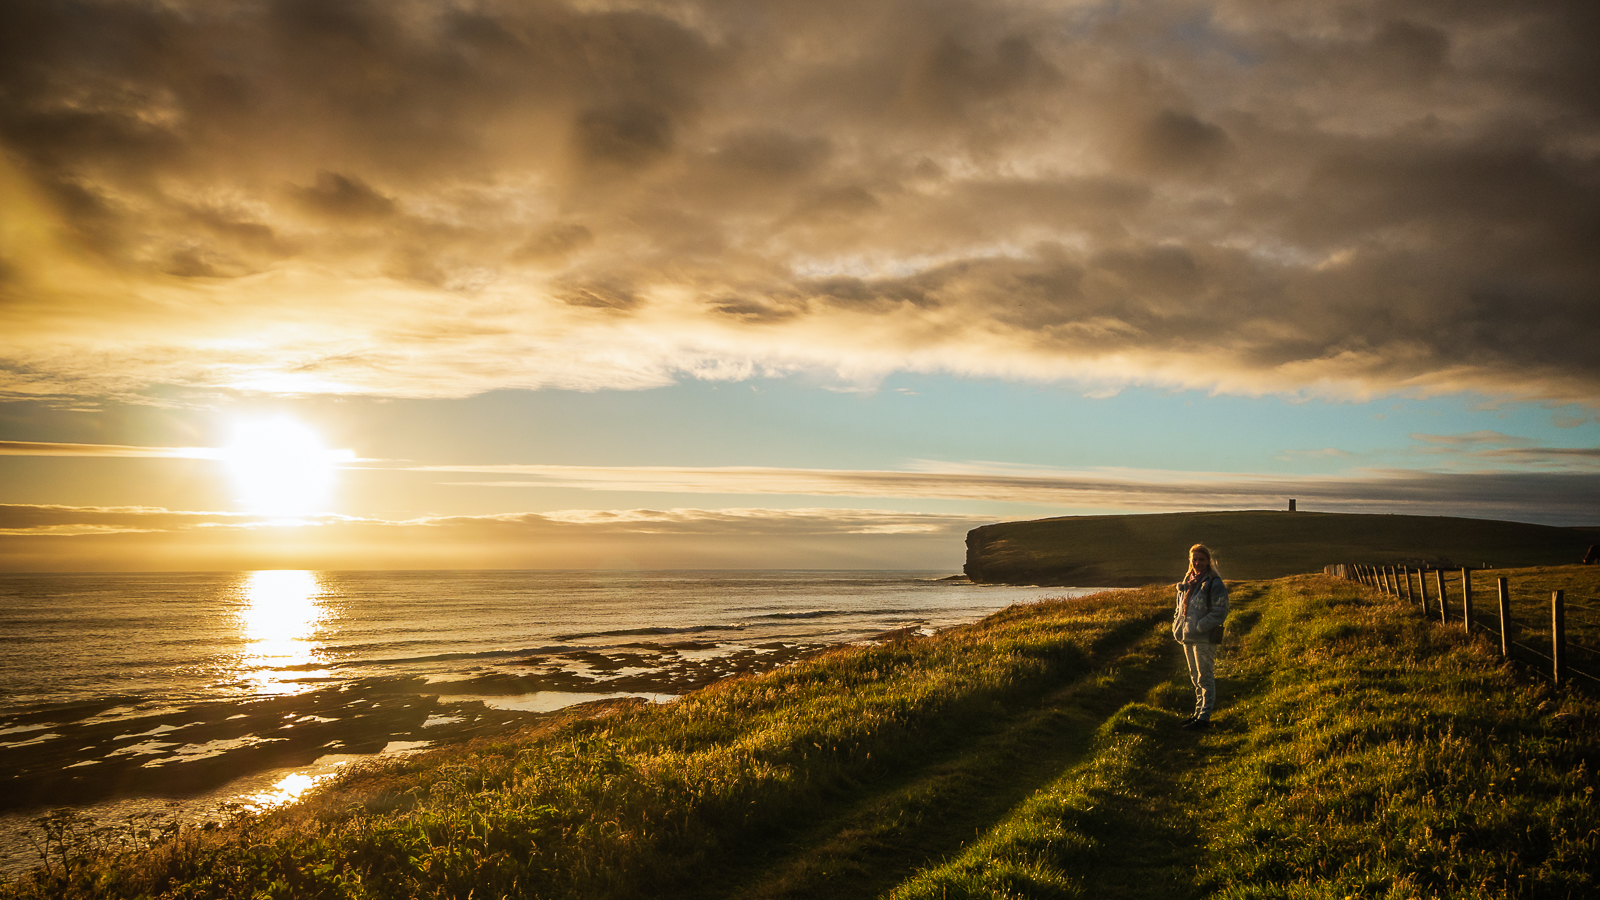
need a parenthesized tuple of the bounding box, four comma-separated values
(1324, 562, 1600, 687)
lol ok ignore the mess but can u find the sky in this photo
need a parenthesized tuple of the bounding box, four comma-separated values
(0, 0, 1597, 572)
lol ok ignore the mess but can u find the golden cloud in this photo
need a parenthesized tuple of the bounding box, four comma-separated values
(0, 441, 223, 458)
(0, 1, 1597, 403)
(0, 504, 986, 571)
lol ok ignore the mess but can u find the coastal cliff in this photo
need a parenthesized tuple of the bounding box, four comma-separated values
(963, 510, 1600, 587)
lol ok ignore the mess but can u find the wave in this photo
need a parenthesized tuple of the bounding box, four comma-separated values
(2, 694, 149, 725)
(356, 646, 578, 667)
(742, 607, 918, 621)
(554, 624, 747, 641)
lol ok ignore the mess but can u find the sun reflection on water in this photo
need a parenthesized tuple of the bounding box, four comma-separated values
(236, 570, 329, 694)
(241, 771, 322, 811)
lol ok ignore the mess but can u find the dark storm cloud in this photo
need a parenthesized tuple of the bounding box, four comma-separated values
(0, 0, 1597, 401)
(293, 172, 398, 220)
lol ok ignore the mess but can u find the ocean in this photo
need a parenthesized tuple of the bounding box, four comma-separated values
(0, 570, 1086, 874)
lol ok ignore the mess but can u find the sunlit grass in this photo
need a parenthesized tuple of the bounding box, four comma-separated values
(1198, 574, 1597, 899)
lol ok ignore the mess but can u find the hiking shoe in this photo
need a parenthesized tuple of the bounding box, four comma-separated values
(1181, 718, 1212, 731)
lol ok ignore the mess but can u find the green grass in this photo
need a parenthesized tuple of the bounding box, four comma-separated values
(888, 572, 1598, 899)
(6, 568, 1597, 899)
(1200, 574, 1596, 898)
(882, 701, 1195, 900)
(964, 510, 1600, 586)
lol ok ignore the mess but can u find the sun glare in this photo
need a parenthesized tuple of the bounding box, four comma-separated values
(223, 417, 352, 516)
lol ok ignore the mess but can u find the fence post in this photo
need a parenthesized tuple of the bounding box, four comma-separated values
(1552, 591, 1565, 684)
(1401, 566, 1412, 602)
(1435, 569, 1448, 624)
(1497, 577, 1510, 658)
(1461, 568, 1473, 633)
(1388, 566, 1398, 596)
(1419, 567, 1431, 618)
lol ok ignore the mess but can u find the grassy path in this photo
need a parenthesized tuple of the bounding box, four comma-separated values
(680, 623, 1182, 900)
(690, 585, 1281, 900)
(883, 575, 1598, 900)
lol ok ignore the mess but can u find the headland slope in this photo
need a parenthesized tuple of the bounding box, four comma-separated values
(964, 510, 1600, 586)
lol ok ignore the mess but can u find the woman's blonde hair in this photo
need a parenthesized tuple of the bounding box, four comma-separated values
(1185, 543, 1220, 579)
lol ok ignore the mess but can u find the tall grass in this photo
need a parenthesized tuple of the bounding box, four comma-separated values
(0, 589, 1168, 900)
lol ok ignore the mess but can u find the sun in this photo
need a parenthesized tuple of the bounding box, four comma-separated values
(223, 417, 352, 516)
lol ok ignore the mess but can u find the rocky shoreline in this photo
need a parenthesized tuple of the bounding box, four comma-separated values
(0, 639, 833, 818)
(0, 638, 847, 875)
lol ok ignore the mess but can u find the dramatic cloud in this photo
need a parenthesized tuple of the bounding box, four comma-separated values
(0, 0, 1595, 403)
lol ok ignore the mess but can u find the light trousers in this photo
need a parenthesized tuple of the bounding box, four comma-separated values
(1182, 640, 1218, 719)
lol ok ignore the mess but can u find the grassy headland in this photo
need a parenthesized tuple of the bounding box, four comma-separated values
(4, 568, 1597, 899)
(963, 510, 1600, 586)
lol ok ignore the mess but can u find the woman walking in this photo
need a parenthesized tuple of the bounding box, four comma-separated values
(1174, 543, 1229, 730)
